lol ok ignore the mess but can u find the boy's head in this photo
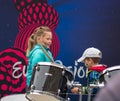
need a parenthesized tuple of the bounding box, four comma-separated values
(77, 47, 102, 68)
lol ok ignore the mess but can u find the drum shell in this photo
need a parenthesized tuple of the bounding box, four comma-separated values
(99, 66, 120, 84)
(27, 62, 74, 100)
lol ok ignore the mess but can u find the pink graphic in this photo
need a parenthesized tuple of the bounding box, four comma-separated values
(13, 0, 48, 12)
(13, 0, 60, 58)
(0, 47, 28, 98)
(17, 3, 58, 30)
(0, 0, 60, 98)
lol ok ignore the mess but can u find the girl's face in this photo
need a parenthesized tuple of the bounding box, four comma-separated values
(37, 31, 52, 48)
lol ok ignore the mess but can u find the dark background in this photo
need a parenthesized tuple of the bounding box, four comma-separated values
(0, 0, 120, 101)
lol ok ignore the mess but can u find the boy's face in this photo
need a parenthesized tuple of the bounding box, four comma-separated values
(84, 58, 93, 69)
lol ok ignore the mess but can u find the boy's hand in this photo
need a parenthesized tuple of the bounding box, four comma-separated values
(71, 87, 79, 94)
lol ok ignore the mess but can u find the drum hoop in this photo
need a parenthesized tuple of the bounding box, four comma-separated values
(65, 68, 74, 76)
(100, 65, 120, 76)
(36, 62, 65, 69)
(35, 62, 74, 75)
(1, 94, 27, 101)
(26, 90, 65, 101)
(36, 62, 74, 74)
(35, 62, 74, 81)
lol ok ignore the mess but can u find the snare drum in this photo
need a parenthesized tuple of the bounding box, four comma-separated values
(26, 62, 74, 101)
(1, 94, 28, 101)
(99, 65, 120, 85)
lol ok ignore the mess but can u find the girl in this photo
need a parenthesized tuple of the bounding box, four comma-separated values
(26, 26, 54, 87)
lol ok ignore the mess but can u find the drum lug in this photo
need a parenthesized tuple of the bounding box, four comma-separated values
(58, 89, 61, 95)
(36, 66, 40, 71)
(62, 70, 65, 76)
(31, 84, 35, 91)
(106, 70, 111, 78)
(67, 97, 71, 101)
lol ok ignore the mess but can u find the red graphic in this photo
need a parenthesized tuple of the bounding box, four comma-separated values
(0, 0, 60, 98)
(0, 48, 28, 98)
(13, 0, 60, 58)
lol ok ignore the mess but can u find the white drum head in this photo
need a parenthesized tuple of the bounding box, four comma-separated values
(27, 93, 60, 101)
(1, 94, 28, 101)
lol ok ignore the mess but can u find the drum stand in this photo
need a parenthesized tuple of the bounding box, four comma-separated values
(78, 85, 82, 101)
(87, 84, 104, 101)
(72, 83, 82, 101)
(87, 86, 92, 101)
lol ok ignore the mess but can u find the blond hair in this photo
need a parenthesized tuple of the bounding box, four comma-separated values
(26, 26, 51, 56)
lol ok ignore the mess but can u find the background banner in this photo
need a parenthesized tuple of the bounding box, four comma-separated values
(0, 0, 120, 101)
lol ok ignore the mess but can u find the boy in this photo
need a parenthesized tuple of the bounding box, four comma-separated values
(71, 47, 107, 99)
